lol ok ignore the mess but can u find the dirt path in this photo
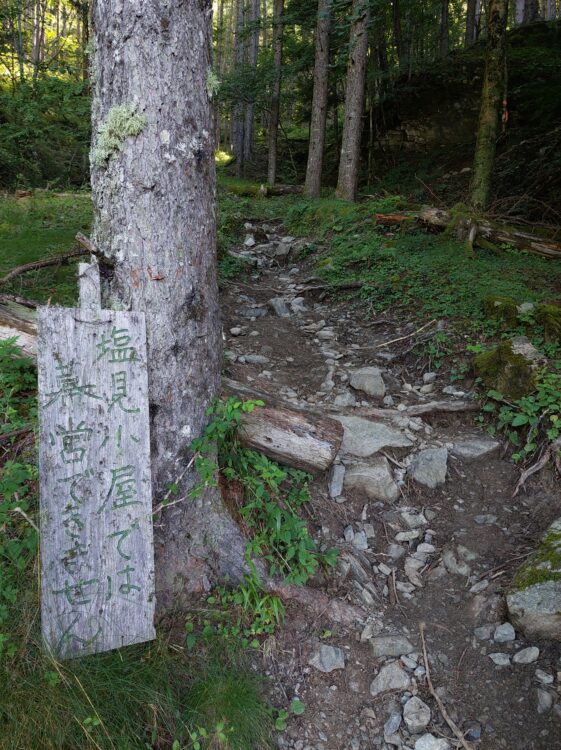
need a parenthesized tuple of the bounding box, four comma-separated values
(221, 222, 561, 750)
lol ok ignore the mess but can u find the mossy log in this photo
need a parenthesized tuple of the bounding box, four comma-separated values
(418, 206, 561, 259)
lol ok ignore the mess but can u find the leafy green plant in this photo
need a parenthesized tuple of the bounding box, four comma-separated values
(192, 398, 337, 585)
(484, 373, 561, 462)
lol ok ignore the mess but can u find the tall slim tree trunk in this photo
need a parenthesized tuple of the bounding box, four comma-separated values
(267, 0, 284, 186)
(90, 0, 248, 612)
(335, 0, 369, 202)
(523, 0, 540, 21)
(392, 0, 406, 69)
(545, 0, 556, 19)
(466, 0, 478, 46)
(470, 0, 508, 211)
(514, 0, 525, 22)
(304, 0, 332, 198)
(215, 0, 225, 148)
(440, 0, 449, 57)
(244, 0, 260, 163)
(232, 0, 245, 177)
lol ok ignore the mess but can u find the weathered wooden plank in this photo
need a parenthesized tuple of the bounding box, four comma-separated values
(37, 264, 155, 658)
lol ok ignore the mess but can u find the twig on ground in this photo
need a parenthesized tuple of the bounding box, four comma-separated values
(0, 425, 33, 444)
(419, 622, 475, 750)
(374, 319, 437, 349)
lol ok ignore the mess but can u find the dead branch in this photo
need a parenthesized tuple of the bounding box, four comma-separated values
(374, 319, 437, 349)
(0, 249, 88, 286)
(512, 437, 561, 497)
(419, 622, 476, 750)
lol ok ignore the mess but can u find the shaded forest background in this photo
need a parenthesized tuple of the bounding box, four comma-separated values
(0, 1, 560, 221)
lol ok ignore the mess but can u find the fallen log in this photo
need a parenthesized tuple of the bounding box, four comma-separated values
(418, 205, 561, 260)
(0, 298, 37, 359)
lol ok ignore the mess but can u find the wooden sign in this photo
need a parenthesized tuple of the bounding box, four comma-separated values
(37, 261, 155, 658)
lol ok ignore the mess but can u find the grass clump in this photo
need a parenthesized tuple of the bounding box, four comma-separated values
(512, 526, 561, 591)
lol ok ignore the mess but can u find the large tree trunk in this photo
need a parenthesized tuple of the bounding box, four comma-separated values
(267, 0, 284, 186)
(440, 0, 449, 57)
(335, 0, 369, 202)
(244, 0, 260, 163)
(303, 0, 332, 198)
(232, 0, 246, 177)
(469, 0, 508, 211)
(523, 0, 540, 22)
(465, 0, 478, 44)
(514, 0, 525, 23)
(90, 0, 248, 612)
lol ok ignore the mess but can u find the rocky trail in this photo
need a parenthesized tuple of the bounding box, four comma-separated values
(221, 221, 561, 750)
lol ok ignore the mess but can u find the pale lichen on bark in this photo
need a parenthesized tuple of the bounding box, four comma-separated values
(92, 104, 147, 168)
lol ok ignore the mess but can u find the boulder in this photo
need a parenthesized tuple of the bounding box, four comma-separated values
(344, 459, 399, 502)
(370, 660, 411, 697)
(349, 367, 386, 398)
(308, 644, 346, 673)
(409, 447, 448, 488)
(338, 416, 412, 458)
(507, 518, 561, 640)
(473, 340, 539, 399)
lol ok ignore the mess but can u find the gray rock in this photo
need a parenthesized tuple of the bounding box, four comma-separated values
(489, 652, 511, 666)
(409, 448, 448, 489)
(370, 660, 411, 697)
(474, 624, 494, 641)
(537, 689, 554, 714)
(513, 646, 539, 664)
(535, 669, 554, 685)
(474, 514, 498, 525)
(349, 367, 386, 398)
(328, 464, 346, 499)
(423, 372, 437, 384)
(414, 735, 451, 750)
(290, 297, 307, 313)
(244, 234, 256, 247)
(494, 622, 516, 643)
(238, 305, 267, 319)
(230, 326, 243, 336)
(517, 302, 535, 315)
(384, 710, 402, 738)
(268, 297, 291, 317)
(511, 335, 546, 365)
(370, 634, 415, 658)
(442, 548, 471, 577)
(308, 644, 346, 673)
(333, 390, 357, 408)
(244, 354, 270, 365)
(403, 696, 431, 734)
(338, 416, 412, 458)
(344, 459, 399, 502)
(451, 438, 500, 460)
(352, 530, 369, 551)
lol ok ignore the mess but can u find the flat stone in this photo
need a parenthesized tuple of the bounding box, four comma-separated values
(535, 668, 554, 685)
(328, 464, 346, 499)
(344, 458, 399, 502)
(238, 305, 267, 319)
(333, 390, 357, 408)
(414, 734, 451, 750)
(442, 548, 471, 577)
(403, 696, 431, 734)
(308, 644, 346, 673)
(513, 646, 539, 664)
(349, 367, 386, 398)
(537, 688, 554, 714)
(511, 335, 546, 365)
(244, 354, 270, 365)
(384, 710, 402, 738)
(474, 624, 494, 641)
(494, 622, 516, 642)
(369, 634, 415, 658)
(268, 297, 291, 317)
(370, 660, 411, 697)
(489, 652, 511, 666)
(409, 447, 448, 489)
(352, 530, 369, 551)
(338, 416, 412, 458)
(451, 438, 500, 460)
(474, 514, 498, 525)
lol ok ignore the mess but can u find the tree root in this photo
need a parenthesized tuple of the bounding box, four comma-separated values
(270, 582, 365, 626)
(512, 437, 561, 497)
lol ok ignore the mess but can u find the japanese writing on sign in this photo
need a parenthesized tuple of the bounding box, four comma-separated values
(37, 262, 155, 659)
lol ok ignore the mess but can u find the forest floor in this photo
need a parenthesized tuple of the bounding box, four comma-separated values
(220, 215, 561, 750)
(1, 191, 561, 749)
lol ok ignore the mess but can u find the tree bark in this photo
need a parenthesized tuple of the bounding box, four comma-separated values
(469, 0, 508, 211)
(267, 0, 284, 186)
(244, 0, 260, 163)
(90, 0, 249, 611)
(335, 0, 369, 202)
(304, 0, 332, 198)
(466, 0, 477, 45)
(514, 0, 525, 23)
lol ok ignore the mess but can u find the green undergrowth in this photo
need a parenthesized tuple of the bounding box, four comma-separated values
(0, 342, 277, 749)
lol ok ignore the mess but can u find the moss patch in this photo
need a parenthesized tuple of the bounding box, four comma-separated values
(483, 295, 519, 327)
(473, 341, 536, 399)
(92, 104, 147, 168)
(512, 528, 561, 591)
(537, 303, 561, 343)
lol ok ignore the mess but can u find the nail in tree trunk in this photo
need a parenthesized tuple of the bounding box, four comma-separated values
(232, 0, 245, 177)
(440, 0, 449, 57)
(267, 0, 284, 186)
(335, 0, 369, 202)
(244, 0, 260, 163)
(470, 0, 508, 211)
(304, 0, 332, 198)
(90, 0, 249, 612)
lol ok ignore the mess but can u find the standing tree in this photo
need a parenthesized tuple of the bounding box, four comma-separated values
(304, 0, 332, 198)
(465, 0, 480, 45)
(244, 0, 260, 164)
(90, 0, 249, 611)
(335, 0, 370, 202)
(267, 0, 284, 186)
(470, 0, 508, 211)
(440, 0, 449, 56)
